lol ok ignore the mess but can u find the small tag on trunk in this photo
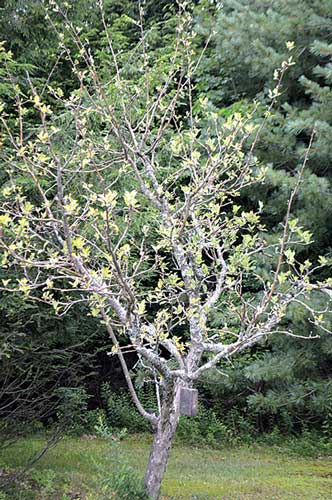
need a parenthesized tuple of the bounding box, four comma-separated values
(179, 387, 198, 417)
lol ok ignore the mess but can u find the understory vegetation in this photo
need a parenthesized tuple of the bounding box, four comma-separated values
(56, 383, 332, 453)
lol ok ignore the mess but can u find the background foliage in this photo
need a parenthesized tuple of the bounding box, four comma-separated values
(0, 0, 331, 449)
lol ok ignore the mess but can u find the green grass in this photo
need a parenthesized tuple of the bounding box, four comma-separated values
(0, 435, 331, 499)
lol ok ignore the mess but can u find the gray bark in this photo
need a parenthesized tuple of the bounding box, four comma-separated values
(144, 380, 181, 500)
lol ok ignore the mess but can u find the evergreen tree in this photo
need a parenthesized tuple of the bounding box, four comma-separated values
(193, 0, 332, 436)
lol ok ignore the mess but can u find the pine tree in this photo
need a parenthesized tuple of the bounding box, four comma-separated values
(193, 0, 332, 436)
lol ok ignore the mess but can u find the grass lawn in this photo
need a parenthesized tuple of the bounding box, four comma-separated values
(0, 435, 331, 499)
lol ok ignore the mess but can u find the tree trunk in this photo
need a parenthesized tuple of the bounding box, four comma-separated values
(144, 380, 181, 500)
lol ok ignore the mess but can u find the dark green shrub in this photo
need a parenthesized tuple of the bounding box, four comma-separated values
(177, 405, 235, 447)
(99, 463, 150, 500)
(256, 428, 332, 457)
(95, 422, 151, 500)
(285, 432, 332, 457)
(101, 384, 156, 433)
(56, 387, 90, 435)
